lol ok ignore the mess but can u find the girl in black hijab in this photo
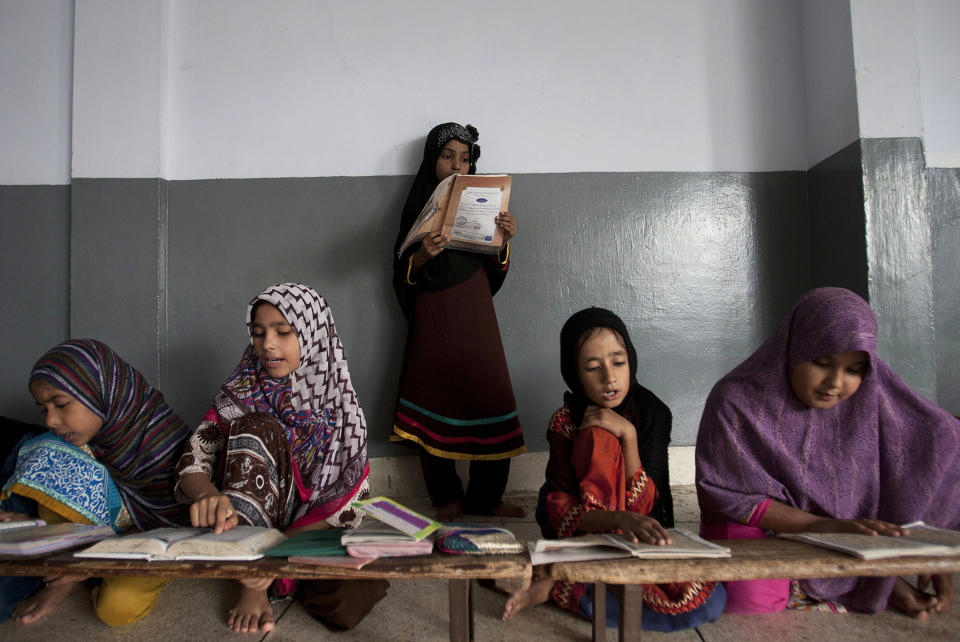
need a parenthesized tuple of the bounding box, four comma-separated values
(503, 308, 726, 631)
(391, 123, 524, 520)
(553, 307, 674, 529)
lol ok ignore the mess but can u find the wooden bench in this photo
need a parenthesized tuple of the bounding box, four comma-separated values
(0, 551, 531, 642)
(541, 537, 960, 641)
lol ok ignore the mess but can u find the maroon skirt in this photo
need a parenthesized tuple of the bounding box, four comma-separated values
(393, 269, 524, 460)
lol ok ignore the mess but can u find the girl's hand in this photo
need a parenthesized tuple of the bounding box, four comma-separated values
(580, 405, 636, 440)
(806, 517, 907, 536)
(190, 493, 239, 534)
(496, 211, 517, 242)
(419, 233, 448, 260)
(0, 511, 32, 522)
(611, 512, 671, 545)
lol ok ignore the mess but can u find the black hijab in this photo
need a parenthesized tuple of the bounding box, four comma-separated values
(391, 122, 507, 320)
(559, 307, 675, 527)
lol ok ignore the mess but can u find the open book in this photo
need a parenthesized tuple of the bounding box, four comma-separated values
(528, 529, 731, 566)
(779, 521, 960, 560)
(396, 173, 511, 257)
(74, 526, 286, 561)
(0, 523, 114, 557)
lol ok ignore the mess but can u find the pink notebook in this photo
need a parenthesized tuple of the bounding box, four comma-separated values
(345, 540, 434, 558)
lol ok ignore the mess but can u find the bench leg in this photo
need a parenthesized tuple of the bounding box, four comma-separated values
(618, 583, 643, 642)
(449, 578, 473, 642)
(593, 582, 606, 642)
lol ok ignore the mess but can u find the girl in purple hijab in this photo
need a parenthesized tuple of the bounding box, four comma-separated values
(696, 287, 960, 618)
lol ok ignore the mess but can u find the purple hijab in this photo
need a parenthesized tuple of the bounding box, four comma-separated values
(696, 287, 960, 612)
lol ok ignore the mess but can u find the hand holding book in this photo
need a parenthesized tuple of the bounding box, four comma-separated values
(397, 174, 512, 258)
(495, 211, 517, 244)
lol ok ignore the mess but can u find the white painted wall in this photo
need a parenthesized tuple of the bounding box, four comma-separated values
(0, 0, 73, 185)
(10, 0, 958, 181)
(849, 0, 923, 140)
(165, 0, 807, 178)
(800, 0, 860, 168)
(915, 0, 960, 168)
(71, 0, 168, 179)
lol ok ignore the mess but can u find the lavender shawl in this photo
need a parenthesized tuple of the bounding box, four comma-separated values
(696, 287, 960, 612)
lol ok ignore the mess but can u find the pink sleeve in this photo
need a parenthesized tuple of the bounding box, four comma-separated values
(746, 498, 772, 527)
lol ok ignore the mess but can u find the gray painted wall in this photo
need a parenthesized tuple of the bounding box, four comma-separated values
(0, 186, 70, 421)
(64, 171, 811, 454)
(808, 140, 868, 298)
(70, 179, 166, 385)
(930, 167, 960, 413)
(4, 148, 956, 445)
(862, 138, 936, 399)
(809, 138, 939, 401)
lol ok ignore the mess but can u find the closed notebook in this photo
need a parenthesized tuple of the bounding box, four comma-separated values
(0, 523, 114, 557)
(75, 526, 286, 561)
(341, 521, 433, 558)
(263, 529, 346, 558)
(287, 555, 377, 569)
(352, 497, 440, 541)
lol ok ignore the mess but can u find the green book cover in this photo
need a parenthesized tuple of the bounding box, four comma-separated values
(263, 529, 346, 558)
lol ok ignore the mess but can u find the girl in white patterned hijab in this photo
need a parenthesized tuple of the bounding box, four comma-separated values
(177, 283, 381, 633)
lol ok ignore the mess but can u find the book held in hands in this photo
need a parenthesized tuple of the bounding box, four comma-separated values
(397, 174, 511, 257)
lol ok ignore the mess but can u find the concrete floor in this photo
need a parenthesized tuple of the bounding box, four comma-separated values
(1, 487, 958, 641)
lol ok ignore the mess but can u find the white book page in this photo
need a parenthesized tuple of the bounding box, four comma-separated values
(449, 186, 501, 243)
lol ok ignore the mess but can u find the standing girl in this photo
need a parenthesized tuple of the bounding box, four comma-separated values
(1, 339, 191, 626)
(176, 283, 387, 634)
(696, 287, 960, 617)
(504, 308, 725, 631)
(391, 122, 524, 520)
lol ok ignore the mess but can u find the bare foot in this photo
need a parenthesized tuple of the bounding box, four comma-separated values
(227, 582, 275, 633)
(491, 502, 526, 518)
(437, 500, 462, 521)
(502, 577, 555, 620)
(13, 578, 84, 624)
(888, 577, 937, 620)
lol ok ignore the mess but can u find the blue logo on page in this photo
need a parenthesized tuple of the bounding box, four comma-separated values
(476, 198, 488, 203)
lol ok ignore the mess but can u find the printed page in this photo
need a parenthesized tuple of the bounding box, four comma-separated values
(899, 522, 960, 549)
(449, 185, 502, 243)
(617, 529, 731, 558)
(781, 532, 955, 559)
(171, 526, 286, 560)
(74, 527, 204, 559)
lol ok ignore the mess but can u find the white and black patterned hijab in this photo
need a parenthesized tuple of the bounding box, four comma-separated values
(214, 282, 369, 518)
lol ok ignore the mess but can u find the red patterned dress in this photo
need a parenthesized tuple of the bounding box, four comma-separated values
(543, 405, 717, 616)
